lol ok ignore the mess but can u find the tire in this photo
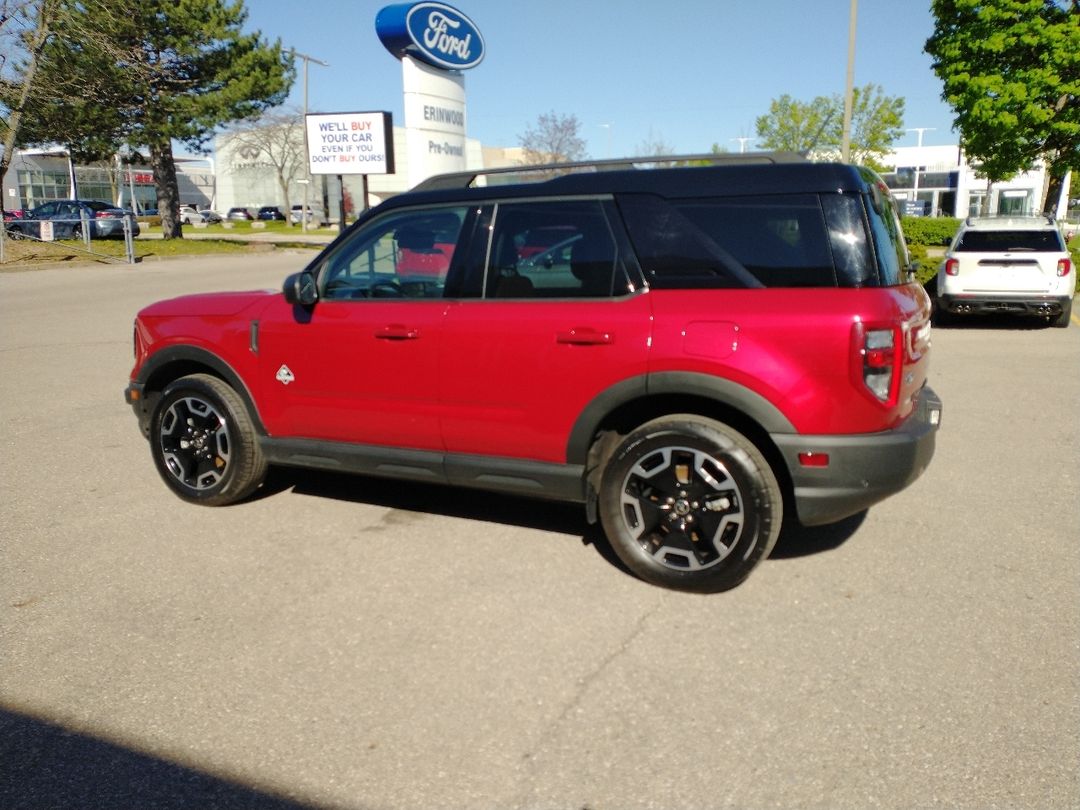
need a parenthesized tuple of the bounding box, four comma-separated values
(7, 226, 25, 240)
(1051, 297, 1072, 328)
(149, 373, 267, 505)
(597, 416, 782, 593)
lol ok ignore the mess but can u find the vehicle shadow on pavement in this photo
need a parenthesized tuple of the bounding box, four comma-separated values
(770, 511, 866, 559)
(259, 468, 862, 573)
(0, 707, 321, 810)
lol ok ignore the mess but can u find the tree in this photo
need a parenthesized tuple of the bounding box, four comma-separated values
(5, 0, 294, 237)
(519, 111, 587, 164)
(755, 84, 905, 168)
(226, 109, 306, 226)
(755, 94, 836, 156)
(925, 0, 1079, 212)
(635, 128, 675, 159)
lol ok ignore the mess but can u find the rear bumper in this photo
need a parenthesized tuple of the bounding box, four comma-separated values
(772, 386, 942, 526)
(938, 293, 1069, 317)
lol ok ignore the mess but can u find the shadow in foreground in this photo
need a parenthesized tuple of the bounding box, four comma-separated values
(0, 707, 326, 810)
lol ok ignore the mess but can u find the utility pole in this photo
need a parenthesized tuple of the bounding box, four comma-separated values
(730, 137, 755, 154)
(291, 49, 328, 233)
(841, 0, 858, 162)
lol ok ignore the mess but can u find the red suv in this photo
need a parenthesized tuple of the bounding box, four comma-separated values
(125, 156, 942, 592)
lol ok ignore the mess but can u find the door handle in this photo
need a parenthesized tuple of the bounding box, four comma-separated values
(375, 324, 420, 340)
(556, 328, 614, 345)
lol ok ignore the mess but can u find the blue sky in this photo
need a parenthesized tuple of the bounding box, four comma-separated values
(242, 0, 959, 157)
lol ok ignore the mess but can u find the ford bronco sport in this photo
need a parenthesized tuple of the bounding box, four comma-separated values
(125, 155, 942, 592)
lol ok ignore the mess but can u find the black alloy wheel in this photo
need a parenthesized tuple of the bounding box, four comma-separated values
(150, 374, 267, 506)
(598, 415, 782, 592)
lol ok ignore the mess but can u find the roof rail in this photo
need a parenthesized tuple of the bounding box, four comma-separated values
(964, 213, 1057, 225)
(412, 151, 808, 191)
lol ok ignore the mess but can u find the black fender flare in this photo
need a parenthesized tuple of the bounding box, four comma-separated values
(565, 371, 796, 464)
(134, 345, 267, 434)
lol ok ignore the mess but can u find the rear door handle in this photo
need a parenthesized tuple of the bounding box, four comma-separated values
(557, 328, 614, 345)
(375, 324, 420, 340)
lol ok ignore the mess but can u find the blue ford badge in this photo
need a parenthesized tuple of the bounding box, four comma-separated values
(376, 2, 485, 71)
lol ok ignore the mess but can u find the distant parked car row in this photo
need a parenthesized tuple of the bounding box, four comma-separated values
(4, 199, 140, 240)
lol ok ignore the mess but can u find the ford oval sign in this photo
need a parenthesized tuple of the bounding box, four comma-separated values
(376, 3, 485, 71)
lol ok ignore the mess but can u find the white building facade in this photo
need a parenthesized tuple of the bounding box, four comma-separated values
(880, 144, 1072, 219)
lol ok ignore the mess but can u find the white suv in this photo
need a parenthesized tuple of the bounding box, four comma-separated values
(936, 215, 1073, 328)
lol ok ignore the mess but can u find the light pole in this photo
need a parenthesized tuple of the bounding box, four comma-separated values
(731, 137, 755, 154)
(841, 0, 857, 163)
(291, 48, 328, 233)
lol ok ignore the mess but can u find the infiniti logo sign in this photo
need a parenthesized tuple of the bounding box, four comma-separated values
(376, 2, 485, 71)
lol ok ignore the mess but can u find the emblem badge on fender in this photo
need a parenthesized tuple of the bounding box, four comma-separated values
(276, 365, 295, 385)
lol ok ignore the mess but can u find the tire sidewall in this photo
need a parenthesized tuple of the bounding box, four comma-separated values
(149, 374, 260, 505)
(598, 417, 781, 592)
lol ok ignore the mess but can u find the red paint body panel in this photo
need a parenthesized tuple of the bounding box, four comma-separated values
(647, 285, 933, 434)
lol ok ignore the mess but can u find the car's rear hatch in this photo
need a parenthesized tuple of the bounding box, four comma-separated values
(949, 229, 1067, 294)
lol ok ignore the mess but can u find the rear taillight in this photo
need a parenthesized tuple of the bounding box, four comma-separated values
(852, 323, 900, 406)
(1058, 258, 1072, 277)
(945, 258, 959, 276)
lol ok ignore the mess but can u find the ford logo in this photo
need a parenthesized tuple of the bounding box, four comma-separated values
(376, 2, 485, 71)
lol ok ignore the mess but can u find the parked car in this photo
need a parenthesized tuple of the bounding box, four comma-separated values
(226, 207, 254, 221)
(256, 205, 286, 221)
(198, 210, 223, 224)
(124, 155, 942, 593)
(6, 199, 140, 239)
(290, 204, 317, 224)
(179, 205, 200, 225)
(935, 215, 1073, 328)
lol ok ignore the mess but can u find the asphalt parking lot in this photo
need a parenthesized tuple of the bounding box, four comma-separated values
(1, 254, 1078, 809)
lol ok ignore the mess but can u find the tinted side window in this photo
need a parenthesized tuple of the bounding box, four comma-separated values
(616, 194, 760, 290)
(862, 177, 908, 287)
(484, 200, 630, 298)
(672, 194, 836, 287)
(821, 194, 878, 287)
(319, 206, 467, 300)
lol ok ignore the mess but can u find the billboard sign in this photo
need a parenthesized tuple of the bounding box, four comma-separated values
(376, 3, 485, 71)
(305, 112, 395, 175)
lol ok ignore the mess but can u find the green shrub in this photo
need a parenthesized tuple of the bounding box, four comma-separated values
(901, 217, 961, 246)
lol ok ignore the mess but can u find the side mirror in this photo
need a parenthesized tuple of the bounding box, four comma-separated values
(283, 271, 318, 306)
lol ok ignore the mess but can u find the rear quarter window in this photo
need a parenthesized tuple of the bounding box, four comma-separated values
(619, 193, 883, 288)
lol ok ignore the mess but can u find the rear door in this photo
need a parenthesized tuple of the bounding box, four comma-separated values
(438, 199, 653, 463)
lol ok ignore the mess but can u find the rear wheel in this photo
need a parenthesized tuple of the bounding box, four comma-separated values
(598, 416, 782, 592)
(1051, 297, 1073, 328)
(149, 374, 267, 505)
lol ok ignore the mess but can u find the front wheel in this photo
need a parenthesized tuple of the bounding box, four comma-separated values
(598, 416, 782, 593)
(149, 374, 267, 505)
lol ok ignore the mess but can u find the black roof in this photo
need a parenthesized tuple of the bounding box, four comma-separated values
(383, 158, 877, 212)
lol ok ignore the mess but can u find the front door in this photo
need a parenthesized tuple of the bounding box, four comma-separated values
(255, 205, 470, 450)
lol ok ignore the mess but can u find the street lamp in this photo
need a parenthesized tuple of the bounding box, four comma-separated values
(291, 48, 328, 233)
